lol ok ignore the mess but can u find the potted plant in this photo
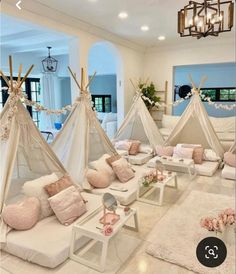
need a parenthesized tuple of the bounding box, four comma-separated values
(138, 82, 161, 111)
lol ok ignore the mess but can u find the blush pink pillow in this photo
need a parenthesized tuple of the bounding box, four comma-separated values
(173, 146, 193, 159)
(111, 158, 135, 183)
(224, 152, 236, 167)
(129, 140, 141, 155)
(86, 169, 111, 188)
(155, 145, 174, 157)
(44, 175, 73, 197)
(2, 197, 40, 230)
(192, 147, 204, 164)
(48, 186, 87, 225)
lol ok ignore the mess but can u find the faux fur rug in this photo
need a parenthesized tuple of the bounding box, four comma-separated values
(146, 191, 235, 274)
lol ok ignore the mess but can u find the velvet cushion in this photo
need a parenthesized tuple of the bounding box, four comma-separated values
(90, 154, 116, 181)
(111, 158, 135, 183)
(23, 173, 59, 219)
(173, 146, 193, 159)
(106, 154, 121, 166)
(44, 175, 73, 197)
(115, 140, 132, 151)
(129, 140, 141, 155)
(86, 169, 111, 188)
(48, 186, 87, 225)
(192, 147, 204, 164)
(2, 197, 40, 230)
(155, 145, 174, 157)
(224, 152, 236, 167)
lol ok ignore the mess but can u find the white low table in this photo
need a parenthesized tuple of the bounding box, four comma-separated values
(148, 156, 197, 178)
(70, 206, 139, 272)
(137, 171, 178, 206)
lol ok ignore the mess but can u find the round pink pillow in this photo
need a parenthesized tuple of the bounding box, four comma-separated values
(86, 169, 111, 188)
(224, 152, 236, 167)
(2, 197, 41, 230)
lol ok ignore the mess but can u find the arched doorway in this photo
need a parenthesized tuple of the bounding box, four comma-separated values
(88, 41, 124, 137)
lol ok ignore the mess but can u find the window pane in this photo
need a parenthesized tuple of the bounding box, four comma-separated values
(31, 92, 37, 101)
(201, 89, 216, 100)
(31, 82, 36, 91)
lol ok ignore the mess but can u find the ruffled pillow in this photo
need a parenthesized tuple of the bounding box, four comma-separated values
(86, 169, 111, 188)
(173, 146, 193, 159)
(115, 140, 132, 151)
(2, 197, 40, 230)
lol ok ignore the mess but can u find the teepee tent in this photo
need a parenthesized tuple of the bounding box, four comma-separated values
(0, 57, 67, 242)
(51, 67, 117, 185)
(114, 80, 164, 147)
(165, 76, 224, 158)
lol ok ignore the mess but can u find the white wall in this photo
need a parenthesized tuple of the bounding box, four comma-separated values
(144, 38, 235, 114)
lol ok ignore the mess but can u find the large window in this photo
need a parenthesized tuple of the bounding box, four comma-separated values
(201, 87, 236, 102)
(91, 95, 111, 112)
(0, 76, 41, 127)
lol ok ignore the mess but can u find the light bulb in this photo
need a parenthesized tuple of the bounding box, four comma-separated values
(141, 25, 149, 32)
(118, 12, 128, 19)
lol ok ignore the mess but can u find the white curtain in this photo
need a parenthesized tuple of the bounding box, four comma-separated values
(39, 73, 60, 130)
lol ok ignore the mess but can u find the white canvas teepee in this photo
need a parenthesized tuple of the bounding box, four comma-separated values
(0, 58, 67, 242)
(51, 67, 117, 185)
(165, 76, 224, 158)
(114, 82, 164, 147)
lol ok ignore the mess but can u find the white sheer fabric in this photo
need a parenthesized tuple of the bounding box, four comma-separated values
(0, 100, 67, 242)
(165, 94, 224, 158)
(51, 95, 117, 185)
(39, 73, 59, 130)
(114, 94, 164, 147)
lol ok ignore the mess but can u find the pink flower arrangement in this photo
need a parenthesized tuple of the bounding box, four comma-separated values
(103, 225, 113, 236)
(200, 208, 235, 233)
(141, 171, 157, 187)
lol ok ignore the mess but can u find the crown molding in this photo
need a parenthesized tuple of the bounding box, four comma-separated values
(2, 0, 145, 53)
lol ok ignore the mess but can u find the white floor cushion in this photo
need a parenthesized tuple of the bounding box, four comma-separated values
(126, 153, 153, 165)
(195, 161, 219, 176)
(222, 164, 236, 180)
(3, 193, 102, 268)
(91, 165, 151, 205)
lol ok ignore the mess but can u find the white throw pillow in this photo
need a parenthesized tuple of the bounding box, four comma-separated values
(89, 154, 116, 181)
(173, 146, 193, 159)
(139, 144, 153, 154)
(203, 149, 220, 162)
(23, 173, 59, 219)
(114, 140, 132, 151)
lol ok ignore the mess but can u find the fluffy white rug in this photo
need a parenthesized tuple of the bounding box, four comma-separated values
(146, 190, 235, 274)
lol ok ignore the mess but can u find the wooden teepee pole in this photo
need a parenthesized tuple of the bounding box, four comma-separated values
(17, 64, 23, 85)
(19, 65, 34, 87)
(86, 71, 96, 89)
(198, 76, 208, 91)
(188, 74, 197, 90)
(0, 70, 10, 87)
(81, 67, 85, 91)
(68, 66, 81, 90)
(9, 56, 14, 91)
(129, 78, 136, 90)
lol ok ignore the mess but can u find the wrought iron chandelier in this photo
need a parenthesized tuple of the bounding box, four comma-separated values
(42, 46, 58, 72)
(178, 0, 234, 39)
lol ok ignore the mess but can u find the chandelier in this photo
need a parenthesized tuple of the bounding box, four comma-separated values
(178, 0, 234, 39)
(42, 47, 58, 72)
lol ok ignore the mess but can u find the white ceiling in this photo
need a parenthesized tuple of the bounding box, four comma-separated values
(35, 0, 235, 47)
(0, 14, 72, 56)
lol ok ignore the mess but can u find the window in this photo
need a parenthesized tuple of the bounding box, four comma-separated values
(0, 76, 41, 127)
(201, 87, 236, 102)
(91, 95, 111, 112)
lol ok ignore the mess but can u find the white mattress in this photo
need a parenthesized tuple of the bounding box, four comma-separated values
(126, 153, 153, 165)
(91, 165, 151, 205)
(222, 164, 236, 180)
(195, 161, 219, 176)
(3, 192, 102, 268)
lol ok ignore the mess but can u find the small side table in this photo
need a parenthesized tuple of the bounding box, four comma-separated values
(70, 206, 139, 272)
(137, 171, 178, 206)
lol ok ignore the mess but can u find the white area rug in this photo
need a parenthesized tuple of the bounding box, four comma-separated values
(146, 190, 235, 274)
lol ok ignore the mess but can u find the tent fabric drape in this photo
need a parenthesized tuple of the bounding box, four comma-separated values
(0, 100, 67, 242)
(165, 94, 224, 158)
(114, 94, 164, 147)
(51, 96, 117, 186)
(39, 73, 59, 130)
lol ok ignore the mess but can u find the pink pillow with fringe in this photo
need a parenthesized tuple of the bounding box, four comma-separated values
(224, 152, 236, 167)
(155, 145, 174, 156)
(48, 186, 87, 225)
(111, 158, 135, 183)
(2, 197, 40, 230)
(86, 169, 111, 188)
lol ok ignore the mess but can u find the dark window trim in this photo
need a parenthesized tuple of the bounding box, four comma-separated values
(91, 94, 112, 112)
(201, 87, 236, 102)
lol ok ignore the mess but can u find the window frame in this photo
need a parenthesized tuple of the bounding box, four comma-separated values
(91, 94, 112, 113)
